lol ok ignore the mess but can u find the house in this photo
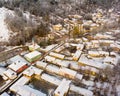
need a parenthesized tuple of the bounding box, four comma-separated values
(77, 44, 84, 50)
(59, 67, 77, 79)
(24, 51, 41, 62)
(49, 52, 65, 60)
(75, 73, 83, 81)
(41, 73, 61, 86)
(10, 76, 30, 92)
(11, 85, 46, 96)
(82, 79, 94, 87)
(70, 85, 93, 96)
(9, 55, 28, 64)
(90, 23, 99, 31)
(44, 56, 56, 63)
(78, 54, 105, 69)
(88, 51, 109, 57)
(54, 79, 71, 96)
(73, 50, 82, 61)
(8, 61, 28, 73)
(54, 46, 65, 53)
(110, 43, 120, 52)
(46, 64, 60, 75)
(99, 40, 114, 46)
(54, 59, 70, 67)
(88, 51, 100, 57)
(103, 56, 118, 66)
(23, 66, 43, 77)
(36, 61, 48, 69)
(3, 69, 17, 80)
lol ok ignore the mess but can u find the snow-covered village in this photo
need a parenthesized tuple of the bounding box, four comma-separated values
(0, 0, 120, 96)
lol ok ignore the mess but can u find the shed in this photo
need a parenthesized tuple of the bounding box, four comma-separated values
(24, 51, 41, 62)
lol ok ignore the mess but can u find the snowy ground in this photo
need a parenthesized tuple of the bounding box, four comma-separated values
(0, 7, 14, 42)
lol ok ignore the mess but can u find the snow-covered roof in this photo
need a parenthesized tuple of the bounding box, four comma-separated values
(59, 67, 77, 78)
(75, 73, 83, 80)
(29, 44, 40, 50)
(3, 69, 17, 79)
(99, 40, 114, 44)
(36, 61, 48, 69)
(24, 51, 41, 59)
(49, 52, 65, 59)
(44, 56, 56, 63)
(73, 50, 82, 61)
(82, 79, 94, 87)
(11, 85, 46, 96)
(46, 64, 60, 74)
(41, 73, 61, 86)
(88, 51, 109, 57)
(10, 76, 30, 92)
(78, 54, 106, 69)
(104, 56, 118, 65)
(54, 45, 65, 53)
(44, 44, 58, 52)
(70, 85, 93, 96)
(23, 66, 43, 76)
(9, 55, 28, 64)
(60, 60, 70, 67)
(54, 79, 71, 96)
(8, 61, 27, 72)
(69, 61, 79, 70)
(77, 44, 84, 50)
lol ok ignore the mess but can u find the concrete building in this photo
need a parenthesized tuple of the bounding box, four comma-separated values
(24, 51, 41, 62)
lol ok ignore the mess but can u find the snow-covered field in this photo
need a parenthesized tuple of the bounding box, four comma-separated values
(0, 7, 13, 42)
